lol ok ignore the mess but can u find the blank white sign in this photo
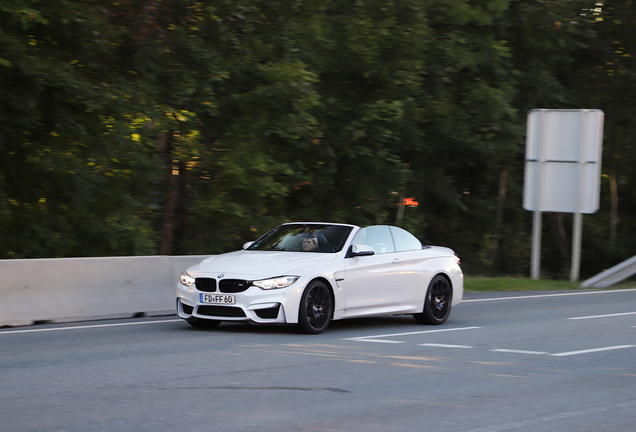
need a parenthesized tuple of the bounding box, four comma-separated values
(523, 109, 604, 214)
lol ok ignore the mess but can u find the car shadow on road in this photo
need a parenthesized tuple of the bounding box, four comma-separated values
(175, 315, 424, 336)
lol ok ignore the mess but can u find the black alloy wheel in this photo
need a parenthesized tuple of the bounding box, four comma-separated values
(414, 275, 452, 325)
(298, 280, 333, 334)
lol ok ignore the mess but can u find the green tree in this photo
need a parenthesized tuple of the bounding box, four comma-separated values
(2, 0, 636, 283)
(0, 0, 160, 257)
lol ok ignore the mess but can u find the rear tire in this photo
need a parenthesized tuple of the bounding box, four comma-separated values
(186, 317, 221, 329)
(413, 275, 452, 325)
(297, 280, 333, 334)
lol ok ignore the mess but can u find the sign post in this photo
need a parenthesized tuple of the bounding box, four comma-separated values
(531, 210, 542, 280)
(523, 109, 604, 281)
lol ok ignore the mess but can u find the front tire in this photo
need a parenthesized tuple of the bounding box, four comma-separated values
(414, 275, 452, 325)
(297, 280, 333, 334)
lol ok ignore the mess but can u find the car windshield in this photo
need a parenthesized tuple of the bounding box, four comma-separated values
(246, 224, 354, 253)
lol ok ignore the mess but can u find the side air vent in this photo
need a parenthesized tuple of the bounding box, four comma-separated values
(254, 305, 280, 319)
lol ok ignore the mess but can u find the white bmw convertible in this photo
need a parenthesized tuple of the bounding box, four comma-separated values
(176, 222, 463, 334)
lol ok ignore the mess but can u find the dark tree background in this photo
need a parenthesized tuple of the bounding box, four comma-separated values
(1, 0, 635, 279)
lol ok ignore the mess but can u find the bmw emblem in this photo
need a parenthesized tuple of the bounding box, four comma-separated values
(218, 274, 224, 279)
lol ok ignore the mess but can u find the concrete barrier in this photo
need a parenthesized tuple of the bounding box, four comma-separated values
(0, 255, 211, 327)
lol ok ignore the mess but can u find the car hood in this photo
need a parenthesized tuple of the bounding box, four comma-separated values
(188, 250, 339, 278)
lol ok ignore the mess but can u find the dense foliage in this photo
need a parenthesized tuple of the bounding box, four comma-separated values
(1, 0, 635, 279)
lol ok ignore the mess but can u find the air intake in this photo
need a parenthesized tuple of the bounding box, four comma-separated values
(197, 305, 246, 318)
(254, 305, 280, 319)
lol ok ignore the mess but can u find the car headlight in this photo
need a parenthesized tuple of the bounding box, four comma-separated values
(252, 276, 299, 290)
(180, 272, 196, 287)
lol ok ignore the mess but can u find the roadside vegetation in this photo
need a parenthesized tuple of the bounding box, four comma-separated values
(464, 277, 636, 292)
(1, 1, 635, 281)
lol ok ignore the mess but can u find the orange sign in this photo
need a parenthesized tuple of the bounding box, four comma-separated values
(402, 198, 419, 207)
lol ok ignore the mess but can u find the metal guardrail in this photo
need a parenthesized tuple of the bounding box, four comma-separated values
(580, 255, 636, 288)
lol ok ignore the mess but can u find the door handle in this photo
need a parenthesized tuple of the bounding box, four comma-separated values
(392, 259, 402, 265)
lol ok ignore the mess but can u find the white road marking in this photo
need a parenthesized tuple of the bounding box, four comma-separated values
(568, 311, 636, 320)
(420, 343, 473, 349)
(550, 345, 635, 357)
(0, 319, 182, 335)
(462, 288, 636, 303)
(343, 326, 481, 342)
(491, 349, 548, 355)
(356, 339, 405, 344)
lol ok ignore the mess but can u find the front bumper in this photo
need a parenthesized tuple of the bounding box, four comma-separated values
(176, 276, 306, 325)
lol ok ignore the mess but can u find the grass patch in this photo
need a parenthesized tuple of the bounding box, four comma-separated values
(465, 277, 583, 292)
(464, 276, 636, 292)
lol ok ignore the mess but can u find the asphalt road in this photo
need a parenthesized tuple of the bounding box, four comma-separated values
(2, 288, 636, 432)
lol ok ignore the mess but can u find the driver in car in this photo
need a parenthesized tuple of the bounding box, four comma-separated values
(302, 236, 318, 251)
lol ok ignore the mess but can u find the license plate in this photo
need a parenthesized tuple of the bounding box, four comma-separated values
(199, 293, 236, 304)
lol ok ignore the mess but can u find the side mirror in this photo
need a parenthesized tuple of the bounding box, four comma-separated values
(347, 244, 375, 258)
(243, 241, 254, 249)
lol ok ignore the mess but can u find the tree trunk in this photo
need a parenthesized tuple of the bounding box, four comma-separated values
(549, 212, 570, 279)
(610, 169, 618, 245)
(488, 167, 508, 276)
(174, 159, 188, 254)
(396, 195, 405, 223)
(608, 122, 618, 246)
(158, 131, 176, 255)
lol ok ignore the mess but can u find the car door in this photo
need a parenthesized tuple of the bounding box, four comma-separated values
(343, 226, 408, 311)
(389, 226, 430, 302)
